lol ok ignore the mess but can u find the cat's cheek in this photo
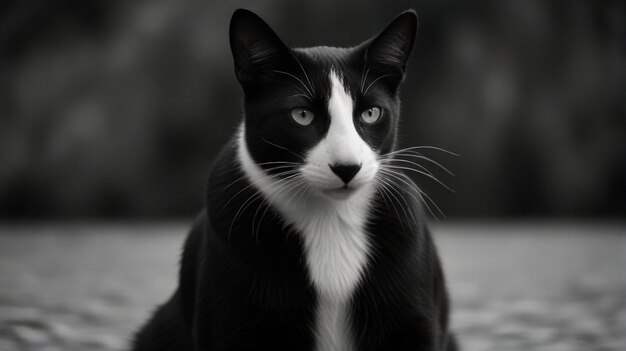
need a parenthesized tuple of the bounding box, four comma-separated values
(300, 162, 343, 192)
(354, 160, 380, 188)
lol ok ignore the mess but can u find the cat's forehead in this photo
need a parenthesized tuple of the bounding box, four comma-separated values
(294, 46, 355, 63)
(292, 46, 362, 94)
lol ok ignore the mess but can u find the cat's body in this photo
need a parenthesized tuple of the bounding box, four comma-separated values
(133, 9, 457, 351)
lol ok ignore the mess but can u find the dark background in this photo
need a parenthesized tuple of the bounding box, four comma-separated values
(1, 0, 624, 220)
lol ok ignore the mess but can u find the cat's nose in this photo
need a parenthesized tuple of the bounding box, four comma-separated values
(329, 163, 361, 184)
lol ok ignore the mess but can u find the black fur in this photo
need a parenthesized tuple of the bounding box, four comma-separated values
(133, 9, 457, 351)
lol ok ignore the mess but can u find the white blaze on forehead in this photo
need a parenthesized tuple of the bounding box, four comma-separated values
(328, 71, 354, 125)
(300, 69, 379, 191)
(326, 70, 363, 165)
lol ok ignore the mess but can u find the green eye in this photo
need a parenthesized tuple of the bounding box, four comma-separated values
(291, 108, 315, 126)
(361, 107, 381, 124)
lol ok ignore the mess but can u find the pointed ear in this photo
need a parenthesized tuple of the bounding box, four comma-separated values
(365, 10, 418, 74)
(229, 9, 291, 85)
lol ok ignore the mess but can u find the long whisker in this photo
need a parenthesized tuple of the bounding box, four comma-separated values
(255, 161, 302, 166)
(374, 178, 407, 231)
(293, 181, 311, 206)
(287, 93, 313, 102)
(383, 165, 455, 193)
(224, 168, 299, 208)
(360, 66, 370, 94)
(384, 168, 445, 218)
(372, 179, 392, 213)
(379, 168, 441, 220)
(292, 55, 316, 95)
(379, 172, 435, 220)
(262, 138, 305, 161)
(384, 152, 454, 176)
(272, 70, 313, 97)
(380, 158, 436, 178)
(252, 175, 303, 240)
(223, 161, 300, 191)
(376, 175, 415, 227)
(230, 173, 301, 239)
(254, 202, 272, 242)
(383, 145, 459, 157)
(251, 197, 270, 243)
(415, 187, 445, 218)
(383, 175, 419, 227)
(364, 74, 394, 96)
(380, 174, 420, 225)
(253, 175, 309, 240)
(284, 178, 309, 207)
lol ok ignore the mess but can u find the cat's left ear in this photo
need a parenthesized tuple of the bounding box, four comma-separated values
(229, 9, 292, 85)
(363, 10, 418, 75)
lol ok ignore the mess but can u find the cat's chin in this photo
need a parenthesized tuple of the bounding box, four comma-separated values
(319, 186, 359, 201)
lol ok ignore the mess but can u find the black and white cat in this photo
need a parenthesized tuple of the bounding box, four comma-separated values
(133, 8, 457, 351)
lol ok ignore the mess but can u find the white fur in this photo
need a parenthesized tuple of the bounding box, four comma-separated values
(300, 71, 379, 195)
(236, 70, 379, 351)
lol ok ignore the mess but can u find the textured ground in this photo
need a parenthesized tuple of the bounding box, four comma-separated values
(0, 222, 624, 351)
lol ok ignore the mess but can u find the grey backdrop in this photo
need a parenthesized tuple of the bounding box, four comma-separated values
(1, 0, 624, 219)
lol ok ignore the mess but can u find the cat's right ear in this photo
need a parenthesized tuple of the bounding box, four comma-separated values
(364, 10, 418, 75)
(229, 9, 291, 85)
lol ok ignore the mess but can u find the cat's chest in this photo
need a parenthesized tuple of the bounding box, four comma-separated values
(286, 196, 373, 351)
(296, 204, 371, 300)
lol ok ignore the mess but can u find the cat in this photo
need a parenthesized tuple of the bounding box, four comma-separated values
(133, 8, 457, 351)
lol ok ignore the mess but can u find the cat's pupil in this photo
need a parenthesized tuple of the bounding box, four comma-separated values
(300, 110, 306, 118)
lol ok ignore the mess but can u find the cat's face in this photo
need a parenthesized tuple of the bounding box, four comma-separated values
(230, 9, 417, 200)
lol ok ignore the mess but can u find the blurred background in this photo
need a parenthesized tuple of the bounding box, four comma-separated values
(0, 1, 625, 351)
(1, 0, 623, 220)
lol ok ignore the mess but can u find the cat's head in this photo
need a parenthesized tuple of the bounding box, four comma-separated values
(230, 9, 417, 201)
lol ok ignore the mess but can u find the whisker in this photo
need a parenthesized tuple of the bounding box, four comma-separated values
(383, 165, 455, 193)
(364, 74, 394, 96)
(383, 145, 459, 157)
(231, 173, 301, 239)
(287, 93, 313, 102)
(251, 196, 270, 243)
(384, 152, 454, 177)
(257, 165, 303, 174)
(376, 175, 414, 227)
(415, 187, 446, 218)
(372, 185, 393, 217)
(284, 179, 308, 207)
(387, 172, 438, 221)
(360, 66, 370, 94)
(292, 56, 316, 95)
(293, 181, 310, 206)
(379, 168, 440, 220)
(252, 175, 302, 240)
(383, 176, 419, 227)
(229, 189, 262, 241)
(375, 179, 407, 231)
(381, 158, 436, 178)
(380, 174, 419, 225)
(224, 168, 299, 208)
(272, 70, 313, 97)
(262, 138, 305, 161)
(255, 161, 302, 167)
(224, 162, 299, 191)
(252, 175, 306, 239)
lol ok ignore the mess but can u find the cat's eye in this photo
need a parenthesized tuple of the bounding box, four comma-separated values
(360, 107, 382, 124)
(290, 108, 315, 126)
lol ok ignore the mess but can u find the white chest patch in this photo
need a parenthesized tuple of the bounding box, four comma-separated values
(236, 70, 376, 351)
